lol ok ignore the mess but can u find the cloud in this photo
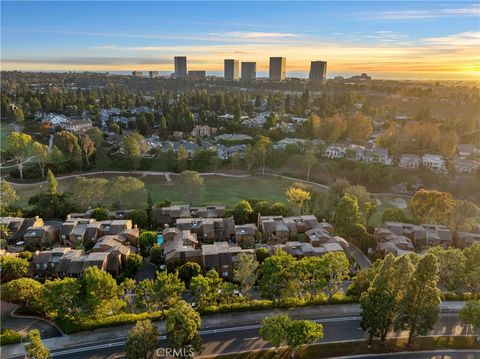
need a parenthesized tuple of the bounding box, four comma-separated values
(210, 31, 299, 38)
(419, 32, 480, 48)
(371, 4, 480, 20)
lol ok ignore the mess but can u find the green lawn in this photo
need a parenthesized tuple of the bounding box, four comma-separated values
(142, 175, 293, 206)
(1, 123, 14, 151)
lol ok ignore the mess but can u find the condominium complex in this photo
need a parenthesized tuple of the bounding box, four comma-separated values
(148, 71, 159, 78)
(224, 59, 240, 80)
(188, 70, 206, 80)
(309, 61, 327, 83)
(269, 57, 286, 81)
(174, 56, 187, 78)
(241, 62, 256, 81)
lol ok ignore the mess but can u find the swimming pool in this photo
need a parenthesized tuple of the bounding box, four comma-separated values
(157, 234, 164, 245)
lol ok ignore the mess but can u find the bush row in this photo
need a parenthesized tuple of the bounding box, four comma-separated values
(0, 329, 22, 346)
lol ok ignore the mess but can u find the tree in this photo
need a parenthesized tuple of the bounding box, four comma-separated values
(154, 270, 186, 313)
(285, 319, 323, 358)
(335, 193, 363, 237)
(139, 231, 157, 255)
(7, 131, 32, 179)
(0, 255, 29, 283)
(80, 134, 95, 166)
(1, 278, 43, 312)
(460, 300, 480, 341)
(42, 278, 80, 319)
(129, 209, 149, 228)
(232, 200, 253, 224)
(71, 177, 109, 210)
(364, 201, 377, 226)
(410, 189, 455, 225)
(346, 114, 372, 142)
(259, 314, 289, 351)
(322, 252, 350, 298)
(344, 185, 370, 210)
(464, 243, 480, 294)
(177, 262, 202, 287)
(136, 279, 159, 312)
(120, 278, 136, 313)
(395, 254, 441, 345)
(234, 253, 258, 296)
(110, 176, 146, 209)
(125, 320, 160, 359)
(32, 141, 49, 177)
(382, 207, 409, 223)
(190, 270, 222, 309)
(90, 207, 109, 221)
(25, 330, 50, 359)
(123, 254, 143, 279)
(0, 179, 19, 212)
(255, 136, 272, 175)
(259, 248, 298, 303)
(176, 145, 189, 172)
(166, 300, 202, 356)
(81, 266, 124, 317)
(449, 200, 480, 233)
(255, 247, 270, 264)
(285, 186, 311, 215)
(47, 169, 57, 194)
(176, 170, 205, 205)
(301, 151, 318, 181)
(312, 113, 347, 143)
(122, 132, 144, 171)
(95, 146, 109, 171)
(150, 244, 163, 266)
(86, 127, 104, 148)
(427, 246, 466, 292)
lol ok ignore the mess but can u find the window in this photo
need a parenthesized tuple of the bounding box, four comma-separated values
(222, 272, 229, 277)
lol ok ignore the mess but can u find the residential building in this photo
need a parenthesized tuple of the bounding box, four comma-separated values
(174, 56, 187, 78)
(455, 231, 480, 249)
(269, 57, 286, 81)
(273, 240, 344, 259)
(191, 125, 217, 138)
(453, 158, 479, 174)
(23, 224, 60, 249)
(457, 144, 477, 157)
(149, 71, 159, 78)
(42, 113, 68, 126)
(60, 119, 93, 134)
(422, 154, 446, 172)
(224, 59, 240, 80)
(201, 242, 252, 277)
(162, 229, 201, 268)
(132, 71, 143, 77)
(258, 215, 320, 243)
(188, 71, 206, 80)
(175, 217, 235, 243)
(241, 62, 256, 81)
(234, 224, 257, 246)
(399, 154, 422, 169)
(31, 247, 72, 278)
(309, 61, 327, 83)
(324, 144, 347, 159)
(0, 216, 44, 244)
(154, 204, 226, 226)
(362, 146, 392, 165)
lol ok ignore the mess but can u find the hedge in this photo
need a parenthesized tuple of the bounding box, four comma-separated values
(442, 292, 478, 301)
(0, 329, 22, 346)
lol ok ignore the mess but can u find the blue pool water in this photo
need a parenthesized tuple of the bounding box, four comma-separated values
(157, 234, 164, 245)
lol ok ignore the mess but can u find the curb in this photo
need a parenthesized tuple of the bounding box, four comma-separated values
(10, 309, 66, 337)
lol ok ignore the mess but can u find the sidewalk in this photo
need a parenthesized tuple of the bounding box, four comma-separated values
(0, 302, 464, 358)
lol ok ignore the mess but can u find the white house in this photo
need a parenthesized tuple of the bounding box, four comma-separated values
(324, 144, 347, 159)
(60, 119, 93, 134)
(43, 114, 68, 126)
(422, 154, 446, 172)
(399, 154, 422, 169)
(453, 158, 479, 174)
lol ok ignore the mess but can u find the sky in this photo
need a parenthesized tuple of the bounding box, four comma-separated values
(1, 1, 479, 80)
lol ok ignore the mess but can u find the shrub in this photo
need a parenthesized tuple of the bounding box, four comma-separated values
(0, 328, 22, 346)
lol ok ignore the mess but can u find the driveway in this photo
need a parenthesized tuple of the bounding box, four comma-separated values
(1, 301, 62, 339)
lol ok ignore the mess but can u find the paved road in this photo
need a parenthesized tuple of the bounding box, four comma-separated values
(337, 352, 480, 359)
(2, 313, 474, 359)
(0, 301, 62, 339)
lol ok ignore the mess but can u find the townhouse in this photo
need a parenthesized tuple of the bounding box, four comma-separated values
(155, 204, 225, 226)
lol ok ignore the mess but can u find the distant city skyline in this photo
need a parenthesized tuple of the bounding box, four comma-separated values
(1, 1, 479, 80)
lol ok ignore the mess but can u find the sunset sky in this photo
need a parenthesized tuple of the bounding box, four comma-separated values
(1, 1, 479, 80)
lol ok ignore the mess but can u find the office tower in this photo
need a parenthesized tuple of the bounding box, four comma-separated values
(224, 59, 240, 80)
(149, 71, 159, 78)
(132, 71, 143, 77)
(188, 71, 206, 80)
(269, 57, 286, 81)
(241, 62, 257, 81)
(309, 61, 327, 83)
(174, 56, 187, 78)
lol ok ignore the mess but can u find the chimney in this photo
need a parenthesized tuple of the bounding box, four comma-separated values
(66, 214, 71, 220)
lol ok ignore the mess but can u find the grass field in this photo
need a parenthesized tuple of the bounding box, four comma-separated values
(10, 173, 412, 223)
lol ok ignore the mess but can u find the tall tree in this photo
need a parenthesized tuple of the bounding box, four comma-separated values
(233, 253, 258, 296)
(0, 179, 19, 210)
(176, 170, 205, 205)
(395, 254, 441, 345)
(285, 186, 311, 215)
(176, 145, 189, 172)
(125, 320, 160, 359)
(47, 169, 57, 194)
(153, 270, 186, 314)
(7, 131, 32, 179)
(259, 314, 290, 352)
(448, 200, 480, 233)
(42, 278, 80, 319)
(335, 193, 363, 237)
(301, 151, 318, 181)
(410, 189, 455, 224)
(459, 300, 480, 341)
(166, 300, 202, 357)
(285, 319, 323, 358)
(190, 270, 222, 309)
(80, 134, 95, 166)
(32, 141, 49, 177)
(255, 136, 272, 175)
(0, 255, 29, 283)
